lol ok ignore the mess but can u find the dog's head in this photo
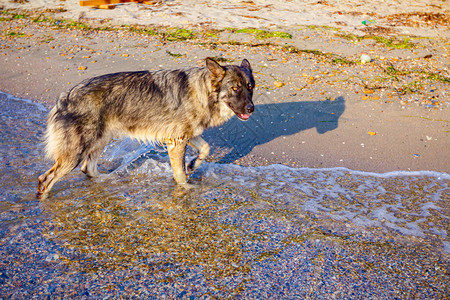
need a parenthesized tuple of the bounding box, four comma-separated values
(206, 57, 255, 121)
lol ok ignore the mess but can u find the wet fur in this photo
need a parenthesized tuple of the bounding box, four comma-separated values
(37, 58, 255, 198)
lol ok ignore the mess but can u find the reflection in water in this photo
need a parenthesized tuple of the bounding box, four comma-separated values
(0, 92, 449, 298)
(41, 188, 251, 285)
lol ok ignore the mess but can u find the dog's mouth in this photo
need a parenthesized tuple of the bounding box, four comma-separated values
(227, 103, 253, 121)
(237, 113, 251, 121)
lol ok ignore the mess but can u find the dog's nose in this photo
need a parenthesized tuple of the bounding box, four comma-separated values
(246, 104, 254, 114)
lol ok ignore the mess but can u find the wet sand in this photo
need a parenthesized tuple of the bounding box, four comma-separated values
(0, 3, 449, 174)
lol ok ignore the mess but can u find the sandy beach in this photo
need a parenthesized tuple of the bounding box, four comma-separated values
(0, 0, 449, 174)
(1, 2, 450, 299)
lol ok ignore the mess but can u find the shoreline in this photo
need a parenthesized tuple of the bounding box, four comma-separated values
(1, 8, 449, 174)
(6, 81, 450, 178)
(4, 87, 450, 176)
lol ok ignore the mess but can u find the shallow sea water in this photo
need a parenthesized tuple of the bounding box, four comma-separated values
(0, 92, 449, 298)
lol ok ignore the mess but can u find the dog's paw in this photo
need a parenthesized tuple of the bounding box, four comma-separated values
(178, 182, 198, 190)
(36, 190, 48, 200)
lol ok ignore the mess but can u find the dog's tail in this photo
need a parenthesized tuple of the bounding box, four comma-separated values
(43, 92, 69, 161)
(43, 106, 60, 161)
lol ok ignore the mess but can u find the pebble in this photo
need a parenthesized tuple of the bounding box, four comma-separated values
(274, 81, 284, 88)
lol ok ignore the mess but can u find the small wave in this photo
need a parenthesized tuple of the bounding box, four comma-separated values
(0, 91, 48, 112)
(105, 143, 449, 253)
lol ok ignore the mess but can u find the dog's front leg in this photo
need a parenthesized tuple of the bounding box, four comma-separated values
(167, 140, 188, 184)
(187, 136, 210, 172)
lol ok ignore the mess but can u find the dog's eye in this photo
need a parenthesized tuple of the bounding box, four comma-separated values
(232, 87, 238, 91)
(248, 84, 253, 90)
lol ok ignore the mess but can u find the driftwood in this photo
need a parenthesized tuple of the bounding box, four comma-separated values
(79, 0, 156, 9)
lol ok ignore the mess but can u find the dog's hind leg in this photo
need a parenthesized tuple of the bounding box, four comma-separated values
(81, 135, 111, 178)
(167, 140, 188, 184)
(37, 153, 82, 199)
(80, 153, 99, 178)
(187, 136, 210, 172)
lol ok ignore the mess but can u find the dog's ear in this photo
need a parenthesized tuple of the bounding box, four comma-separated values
(206, 57, 225, 80)
(241, 59, 252, 71)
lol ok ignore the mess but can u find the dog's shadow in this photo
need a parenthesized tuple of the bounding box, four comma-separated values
(204, 95, 346, 163)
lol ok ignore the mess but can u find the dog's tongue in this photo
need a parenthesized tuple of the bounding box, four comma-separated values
(239, 114, 250, 120)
